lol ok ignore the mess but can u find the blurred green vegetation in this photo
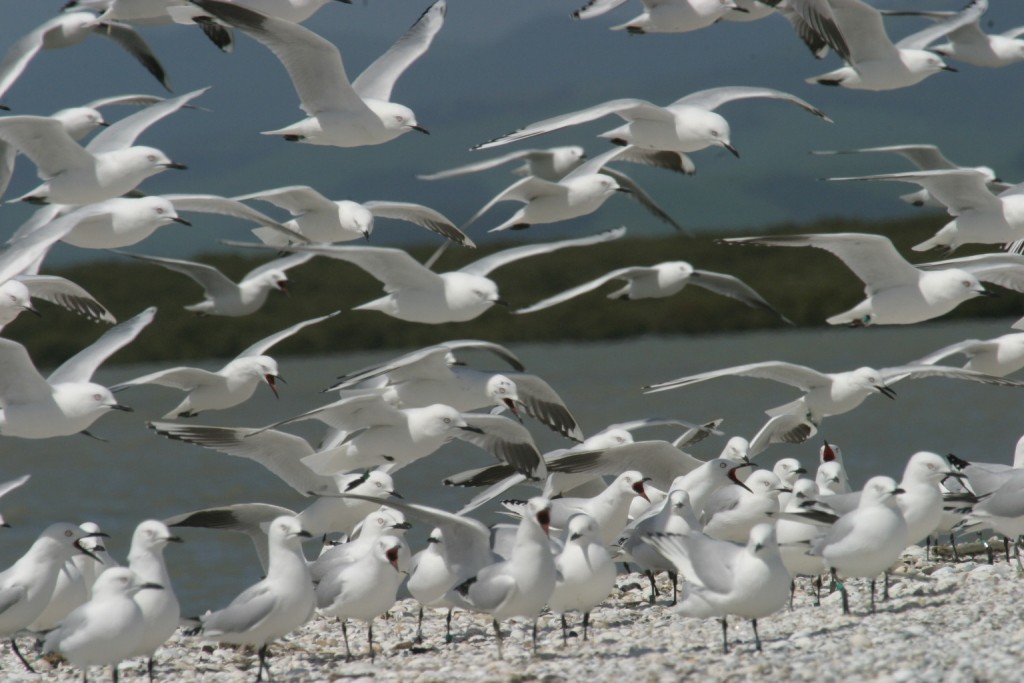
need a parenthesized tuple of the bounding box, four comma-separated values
(10, 213, 1022, 368)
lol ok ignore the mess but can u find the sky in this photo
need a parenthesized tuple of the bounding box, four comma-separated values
(0, 0, 1022, 266)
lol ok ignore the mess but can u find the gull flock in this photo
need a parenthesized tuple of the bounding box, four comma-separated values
(0, 1, 1024, 682)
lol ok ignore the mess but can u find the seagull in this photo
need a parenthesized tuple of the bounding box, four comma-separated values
(913, 331, 1024, 377)
(264, 394, 544, 479)
(700, 470, 785, 543)
(189, 516, 315, 683)
(886, 0, 1024, 69)
(446, 497, 557, 659)
(162, 470, 398, 571)
(43, 567, 162, 683)
(790, 0, 961, 90)
(473, 85, 831, 159)
(229, 226, 625, 323)
(812, 144, 1005, 208)
(461, 147, 644, 233)
(0, 522, 107, 672)
(774, 479, 827, 605)
(314, 534, 408, 661)
(642, 523, 790, 653)
(112, 311, 339, 417)
(620, 488, 701, 604)
(126, 520, 182, 682)
(548, 513, 617, 644)
(808, 475, 908, 614)
(816, 442, 851, 496)
(0, 306, 154, 439)
(0, 88, 202, 204)
(502, 470, 651, 545)
(914, 252, 1024, 325)
(112, 251, 314, 316)
(327, 339, 584, 441)
(0, 276, 114, 330)
(646, 357, 1024, 444)
(80, 0, 347, 26)
(235, 184, 473, 247)
(721, 232, 991, 325)
(192, 0, 442, 147)
(324, 492, 497, 645)
(515, 258, 791, 322)
(586, 0, 749, 34)
(0, 12, 169, 104)
(827, 170, 1024, 253)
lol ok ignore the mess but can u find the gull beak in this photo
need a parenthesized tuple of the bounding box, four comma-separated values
(23, 304, 41, 317)
(163, 161, 188, 170)
(265, 374, 281, 399)
(723, 142, 740, 158)
(615, 187, 631, 193)
(537, 508, 551, 537)
(490, 297, 510, 307)
(297, 530, 314, 539)
(795, 467, 808, 475)
(941, 65, 958, 72)
(172, 216, 192, 226)
(362, 230, 371, 242)
(503, 398, 521, 419)
(276, 280, 290, 295)
(876, 384, 897, 400)
(410, 124, 430, 135)
(166, 535, 184, 544)
(458, 425, 485, 435)
(109, 403, 133, 412)
(570, 532, 582, 541)
(139, 582, 164, 591)
(633, 478, 651, 501)
(728, 463, 755, 492)
(386, 547, 401, 571)
(942, 471, 968, 482)
(892, 487, 906, 495)
(389, 490, 404, 499)
(392, 521, 413, 530)
(74, 531, 110, 562)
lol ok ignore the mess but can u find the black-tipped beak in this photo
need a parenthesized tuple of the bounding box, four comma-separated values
(297, 530, 314, 539)
(172, 216, 192, 226)
(392, 521, 413, 530)
(427, 536, 441, 544)
(362, 230, 371, 242)
(140, 582, 164, 591)
(941, 65, 958, 72)
(615, 187, 631, 193)
(490, 298, 510, 307)
(23, 304, 41, 317)
(876, 384, 897, 400)
(411, 124, 430, 135)
(166, 535, 184, 543)
(943, 471, 968, 481)
(459, 425, 485, 435)
(723, 143, 740, 158)
(893, 487, 906, 495)
(795, 467, 808, 475)
(164, 162, 188, 170)
(97, 121, 110, 127)
(503, 398, 521, 419)
(276, 280, 290, 295)
(266, 374, 281, 399)
(389, 490, 404, 499)
(110, 403, 133, 412)
(569, 532, 582, 541)
(633, 478, 650, 501)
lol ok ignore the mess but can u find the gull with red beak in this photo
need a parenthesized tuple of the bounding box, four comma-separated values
(112, 311, 338, 417)
(447, 497, 557, 659)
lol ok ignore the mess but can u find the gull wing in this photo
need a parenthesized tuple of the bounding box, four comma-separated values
(598, 167, 686, 232)
(880, 364, 1024, 388)
(472, 98, 673, 151)
(547, 440, 704, 489)
(417, 149, 540, 180)
(86, 88, 208, 153)
(645, 359, 832, 394)
(572, 0, 630, 20)
(240, 252, 315, 283)
(689, 269, 793, 323)
(82, 94, 170, 110)
(16, 274, 115, 324)
(828, 169, 1001, 214)
(352, 0, 446, 102)
(200, 584, 280, 636)
(459, 226, 626, 277)
(460, 176, 564, 231)
(672, 86, 831, 122)
(458, 413, 546, 480)
(642, 532, 741, 595)
(95, 21, 171, 92)
(113, 252, 239, 299)
(112, 367, 221, 392)
(813, 144, 959, 170)
(193, 0, 375, 119)
(825, 0, 899, 64)
(722, 232, 921, 292)
(505, 371, 583, 442)
(0, 116, 95, 178)
(516, 267, 643, 314)
(236, 310, 340, 359)
(234, 185, 337, 216)
(895, 0, 987, 49)
(0, 17, 54, 100)
(259, 392, 402, 433)
(261, 243, 441, 292)
(165, 193, 309, 244)
(918, 253, 1024, 293)
(0, 339, 53, 405)
(912, 338, 990, 366)
(363, 200, 473, 247)
(148, 421, 336, 495)
(47, 306, 156, 384)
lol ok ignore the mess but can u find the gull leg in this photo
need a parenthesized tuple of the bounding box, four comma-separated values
(255, 644, 270, 683)
(870, 578, 876, 613)
(445, 608, 453, 644)
(11, 638, 34, 673)
(492, 619, 504, 660)
(414, 605, 424, 644)
(645, 570, 657, 605)
(789, 579, 795, 610)
(561, 614, 568, 646)
(342, 620, 352, 662)
(752, 618, 761, 652)
(532, 619, 539, 656)
(720, 616, 729, 655)
(670, 571, 678, 606)
(950, 533, 960, 563)
(814, 575, 822, 607)
(883, 572, 890, 601)
(832, 569, 849, 616)
(368, 620, 375, 662)
(583, 612, 591, 642)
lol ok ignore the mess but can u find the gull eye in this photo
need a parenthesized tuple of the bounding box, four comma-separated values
(719, 462, 726, 469)
(65, 530, 73, 537)
(147, 154, 157, 162)
(443, 417, 451, 424)
(7, 295, 15, 303)
(156, 207, 165, 214)
(93, 393, 102, 401)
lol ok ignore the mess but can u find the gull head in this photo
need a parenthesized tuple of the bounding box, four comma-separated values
(54, 383, 132, 421)
(345, 470, 396, 499)
(907, 49, 957, 75)
(860, 476, 904, 507)
(122, 146, 188, 176)
(747, 523, 777, 555)
(525, 497, 552, 537)
(566, 513, 600, 543)
(92, 567, 163, 599)
(848, 367, 895, 400)
(379, 537, 405, 573)
(268, 515, 311, 549)
(372, 101, 427, 136)
(772, 458, 806, 486)
(484, 374, 521, 416)
(419, 404, 482, 437)
(904, 450, 961, 486)
(615, 470, 650, 501)
(52, 106, 108, 140)
(0, 280, 38, 320)
(130, 520, 183, 556)
(682, 108, 736, 157)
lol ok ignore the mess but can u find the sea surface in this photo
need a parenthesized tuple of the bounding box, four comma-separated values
(2, 318, 1021, 614)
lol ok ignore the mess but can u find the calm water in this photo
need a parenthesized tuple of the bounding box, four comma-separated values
(2, 318, 1022, 613)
